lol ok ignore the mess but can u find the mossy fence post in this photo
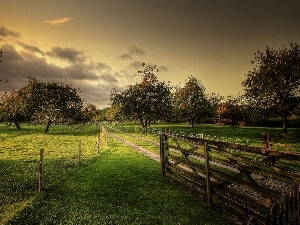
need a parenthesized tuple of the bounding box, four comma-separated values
(98, 125, 108, 153)
(101, 126, 108, 146)
(38, 149, 44, 192)
(97, 134, 100, 153)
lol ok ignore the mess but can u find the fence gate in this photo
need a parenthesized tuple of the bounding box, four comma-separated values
(160, 131, 300, 225)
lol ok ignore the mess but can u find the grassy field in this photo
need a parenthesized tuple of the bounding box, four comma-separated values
(0, 123, 231, 225)
(0, 123, 100, 224)
(110, 122, 300, 153)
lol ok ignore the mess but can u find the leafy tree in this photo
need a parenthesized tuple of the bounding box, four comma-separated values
(172, 75, 211, 127)
(105, 105, 121, 123)
(1, 77, 83, 132)
(206, 92, 223, 123)
(242, 43, 300, 134)
(0, 89, 27, 129)
(217, 95, 246, 127)
(35, 80, 83, 133)
(98, 107, 109, 122)
(82, 103, 98, 123)
(110, 64, 172, 128)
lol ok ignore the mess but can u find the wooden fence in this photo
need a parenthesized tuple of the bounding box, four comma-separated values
(160, 131, 300, 225)
(98, 125, 108, 153)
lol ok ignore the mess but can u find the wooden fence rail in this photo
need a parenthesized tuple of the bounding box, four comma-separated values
(160, 132, 300, 225)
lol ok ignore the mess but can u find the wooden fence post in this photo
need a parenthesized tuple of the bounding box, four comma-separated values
(262, 133, 272, 149)
(160, 133, 165, 176)
(204, 142, 212, 207)
(160, 133, 169, 177)
(38, 149, 44, 192)
(78, 140, 82, 165)
(104, 127, 108, 146)
(97, 134, 100, 153)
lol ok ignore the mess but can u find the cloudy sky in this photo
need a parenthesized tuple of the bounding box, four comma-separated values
(0, 0, 299, 108)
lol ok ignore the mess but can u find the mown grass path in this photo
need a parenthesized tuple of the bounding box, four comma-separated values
(7, 137, 231, 225)
(108, 131, 160, 162)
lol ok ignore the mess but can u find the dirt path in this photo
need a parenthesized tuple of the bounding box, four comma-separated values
(108, 131, 241, 175)
(108, 131, 161, 163)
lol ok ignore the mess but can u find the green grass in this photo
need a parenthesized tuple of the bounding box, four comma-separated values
(111, 122, 300, 153)
(1, 123, 231, 225)
(0, 123, 100, 224)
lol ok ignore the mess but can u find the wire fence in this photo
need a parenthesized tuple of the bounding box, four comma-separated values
(0, 129, 104, 224)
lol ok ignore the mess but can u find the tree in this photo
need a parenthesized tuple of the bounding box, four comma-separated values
(0, 89, 27, 129)
(242, 43, 300, 134)
(172, 75, 211, 127)
(82, 103, 98, 123)
(110, 64, 172, 128)
(35, 80, 83, 133)
(105, 105, 121, 123)
(1, 77, 83, 132)
(217, 95, 246, 127)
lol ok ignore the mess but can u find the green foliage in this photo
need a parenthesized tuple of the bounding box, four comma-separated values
(0, 77, 83, 132)
(173, 76, 216, 127)
(81, 103, 98, 123)
(110, 64, 172, 128)
(217, 95, 248, 127)
(242, 43, 300, 134)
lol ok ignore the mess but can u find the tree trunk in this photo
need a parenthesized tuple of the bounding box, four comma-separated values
(45, 119, 52, 133)
(191, 118, 195, 128)
(14, 119, 21, 129)
(282, 116, 288, 135)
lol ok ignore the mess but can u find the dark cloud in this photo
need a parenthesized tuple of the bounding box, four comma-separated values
(0, 26, 21, 38)
(63, 64, 99, 81)
(17, 41, 44, 55)
(129, 61, 169, 73)
(129, 46, 145, 55)
(99, 73, 118, 83)
(96, 62, 111, 71)
(0, 26, 140, 108)
(119, 53, 132, 60)
(0, 44, 125, 108)
(119, 46, 145, 60)
(158, 65, 169, 72)
(1, 44, 23, 62)
(130, 61, 144, 69)
(48, 46, 86, 63)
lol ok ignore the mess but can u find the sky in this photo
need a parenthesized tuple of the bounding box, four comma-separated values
(0, 0, 300, 108)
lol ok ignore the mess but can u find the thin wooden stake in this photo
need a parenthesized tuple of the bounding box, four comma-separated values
(104, 127, 108, 146)
(38, 149, 44, 192)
